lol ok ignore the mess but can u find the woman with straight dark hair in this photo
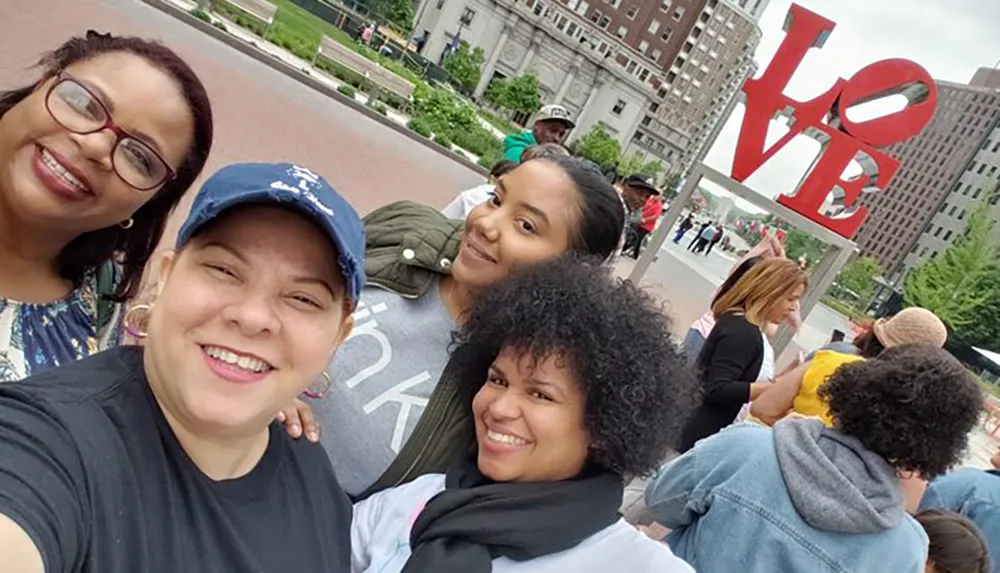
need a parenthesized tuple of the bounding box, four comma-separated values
(0, 31, 213, 381)
(916, 509, 991, 573)
(278, 156, 626, 499)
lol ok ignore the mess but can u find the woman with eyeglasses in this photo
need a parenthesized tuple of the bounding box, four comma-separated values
(0, 31, 213, 382)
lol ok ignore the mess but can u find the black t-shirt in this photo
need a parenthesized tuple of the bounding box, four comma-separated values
(0, 346, 351, 573)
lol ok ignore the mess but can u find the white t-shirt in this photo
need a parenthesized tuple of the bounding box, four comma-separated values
(441, 183, 494, 220)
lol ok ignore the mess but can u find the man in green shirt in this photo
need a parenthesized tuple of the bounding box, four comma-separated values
(502, 104, 575, 162)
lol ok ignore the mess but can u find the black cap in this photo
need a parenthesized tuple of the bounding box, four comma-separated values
(625, 174, 660, 195)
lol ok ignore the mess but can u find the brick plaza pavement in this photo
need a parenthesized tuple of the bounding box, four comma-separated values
(0, 0, 484, 248)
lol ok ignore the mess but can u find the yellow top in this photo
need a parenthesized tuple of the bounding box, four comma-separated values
(793, 350, 866, 426)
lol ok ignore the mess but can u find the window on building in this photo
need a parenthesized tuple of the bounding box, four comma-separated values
(978, 163, 987, 174)
(608, 0, 621, 7)
(933, 227, 942, 238)
(648, 101, 659, 113)
(958, 209, 966, 220)
(641, 115, 652, 126)
(617, 25, 628, 38)
(627, 4, 638, 18)
(991, 166, 998, 176)
(974, 187, 982, 199)
(460, 7, 476, 24)
(660, 28, 672, 41)
(660, 0, 671, 11)
(639, 40, 649, 53)
(931, 251, 939, 259)
(574, 1, 589, 15)
(598, 14, 610, 28)
(651, 47, 662, 60)
(948, 205, 957, 216)
(943, 230, 953, 241)
(673, 6, 685, 20)
(648, 19, 661, 34)
(612, 99, 627, 115)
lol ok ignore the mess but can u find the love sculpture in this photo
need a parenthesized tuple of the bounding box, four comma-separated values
(732, 3, 937, 238)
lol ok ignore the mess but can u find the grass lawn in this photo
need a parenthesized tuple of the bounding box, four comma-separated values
(269, 0, 356, 46)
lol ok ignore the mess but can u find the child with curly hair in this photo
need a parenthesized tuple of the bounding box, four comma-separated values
(349, 255, 699, 572)
(646, 345, 983, 573)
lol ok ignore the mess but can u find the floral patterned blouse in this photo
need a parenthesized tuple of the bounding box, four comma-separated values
(0, 272, 122, 383)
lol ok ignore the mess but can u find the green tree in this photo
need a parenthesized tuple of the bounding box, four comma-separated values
(364, 0, 414, 32)
(442, 41, 485, 95)
(573, 124, 621, 168)
(904, 189, 999, 330)
(484, 74, 542, 116)
(617, 152, 645, 178)
(950, 267, 1000, 351)
(615, 152, 664, 180)
(783, 229, 825, 266)
(835, 256, 882, 301)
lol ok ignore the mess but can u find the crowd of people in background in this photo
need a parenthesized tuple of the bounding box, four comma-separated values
(0, 31, 996, 573)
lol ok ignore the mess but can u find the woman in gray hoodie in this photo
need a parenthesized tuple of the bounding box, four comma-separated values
(646, 345, 983, 573)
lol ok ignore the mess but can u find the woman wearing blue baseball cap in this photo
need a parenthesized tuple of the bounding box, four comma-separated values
(0, 163, 363, 572)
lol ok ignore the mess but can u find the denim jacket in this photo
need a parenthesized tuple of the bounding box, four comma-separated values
(920, 468, 1000, 573)
(645, 420, 928, 573)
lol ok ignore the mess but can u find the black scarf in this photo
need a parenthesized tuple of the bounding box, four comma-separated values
(402, 456, 624, 573)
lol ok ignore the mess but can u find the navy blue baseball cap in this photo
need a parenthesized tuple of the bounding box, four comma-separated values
(176, 163, 366, 305)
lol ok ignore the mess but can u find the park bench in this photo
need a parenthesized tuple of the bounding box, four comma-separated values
(217, 0, 277, 36)
(315, 35, 415, 102)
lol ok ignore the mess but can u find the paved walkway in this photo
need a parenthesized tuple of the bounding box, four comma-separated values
(1, 0, 483, 249)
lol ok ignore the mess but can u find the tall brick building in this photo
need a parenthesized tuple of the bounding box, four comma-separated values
(854, 72, 1000, 280)
(412, 0, 765, 174)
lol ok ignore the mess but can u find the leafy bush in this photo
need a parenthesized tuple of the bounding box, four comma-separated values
(433, 134, 453, 148)
(412, 83, 477, 137)
(190, 8, 212, 22)
(407, 118, 432, 138)
(451, 126, 502, 158)
(368, 99, 388, 115)
(479, 110, 520, 135)
(337, 84, 357, 98)
(315, 58, 366, 89)
(212, 2, 266, 36)
(213, 21, 227, 32)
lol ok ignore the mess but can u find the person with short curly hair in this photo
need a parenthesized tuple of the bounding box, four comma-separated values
(646, 345, 983, 573)
(751, 306, 949, 427)
(350, 255, 698, 573)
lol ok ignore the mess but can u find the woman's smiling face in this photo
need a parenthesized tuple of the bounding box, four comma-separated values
(473, 347, 589, 483)
(451, 160, 580, 291)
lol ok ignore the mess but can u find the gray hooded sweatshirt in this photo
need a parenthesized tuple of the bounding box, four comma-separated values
(774, 418, 906, 533)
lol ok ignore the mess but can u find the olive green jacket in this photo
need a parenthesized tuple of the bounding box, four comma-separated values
(358, 201, 476, 499)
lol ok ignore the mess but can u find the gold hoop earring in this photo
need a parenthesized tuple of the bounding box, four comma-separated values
(123, 303, 152, 339)
(303, 372, 332, 399)
(119, 218, 134, 230)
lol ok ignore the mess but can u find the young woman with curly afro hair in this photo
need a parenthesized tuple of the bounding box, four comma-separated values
(349, 255, 700, 573)
(646, 344, 983, 573)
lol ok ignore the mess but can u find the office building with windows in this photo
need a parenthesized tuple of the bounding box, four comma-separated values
(855, 69, 1000, 281)
(412, 0, 763, 175)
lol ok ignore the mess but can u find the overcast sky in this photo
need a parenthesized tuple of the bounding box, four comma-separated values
(701, 0, 1000, 212)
